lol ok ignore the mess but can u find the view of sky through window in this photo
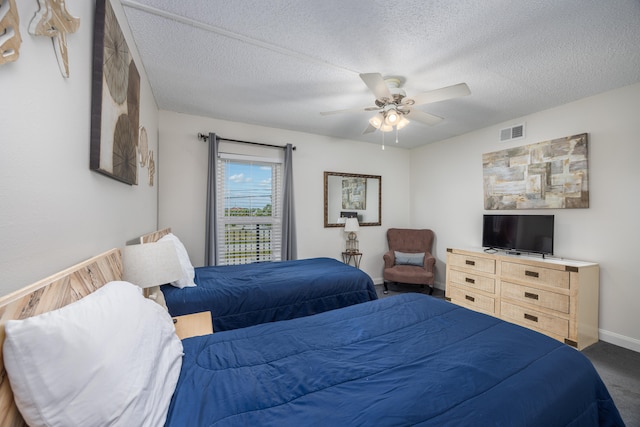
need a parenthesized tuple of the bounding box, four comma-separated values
(224, 161, 273, 212)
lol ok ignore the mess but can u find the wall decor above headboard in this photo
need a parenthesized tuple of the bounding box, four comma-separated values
(0, 0, 21, 65)
(28, 0, 80, 78)
(90, 0, 140, 185)
(482, 133, 589, 209)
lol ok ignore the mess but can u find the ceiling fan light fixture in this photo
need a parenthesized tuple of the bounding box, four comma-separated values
(369, 113, 384, 129)
(369, 109, 404, 132)
(396, 116, 410, 130)
(323, 73, 471, 141)
(384, 110, 400, 126)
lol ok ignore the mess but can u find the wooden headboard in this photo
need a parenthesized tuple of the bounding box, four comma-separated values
(139, 227, 172, 244)
(0, 248, 123, 427)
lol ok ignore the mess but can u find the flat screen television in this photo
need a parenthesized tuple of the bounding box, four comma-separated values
(482, 214, 554, 256)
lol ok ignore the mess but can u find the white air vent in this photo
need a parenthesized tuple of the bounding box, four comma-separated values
(499, 123, 525, 142)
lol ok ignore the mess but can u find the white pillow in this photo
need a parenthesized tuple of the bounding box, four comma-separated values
(159, 233, 197, 288)
(3, 281, 183, 427)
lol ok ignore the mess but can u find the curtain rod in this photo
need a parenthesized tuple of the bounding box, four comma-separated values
(197, 133, 296, 150)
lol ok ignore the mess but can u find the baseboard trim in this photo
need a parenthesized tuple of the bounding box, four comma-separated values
(599, 329, 640, 353)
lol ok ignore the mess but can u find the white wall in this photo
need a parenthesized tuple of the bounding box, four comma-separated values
(410, 83, 640, 352)
(0, 0, 159, 296)
(4, 0, 636, 353)
(157, 110, 412, 283)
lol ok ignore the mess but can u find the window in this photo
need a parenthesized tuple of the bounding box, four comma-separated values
(216, 155, 282, 265)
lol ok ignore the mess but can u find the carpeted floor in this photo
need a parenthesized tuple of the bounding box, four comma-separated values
(583, 341, 640, 426)
(375, 284, 640, 426)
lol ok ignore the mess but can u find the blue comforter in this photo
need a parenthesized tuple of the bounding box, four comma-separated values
(165, 294, 623, 426)
(161, 257, 377, 331)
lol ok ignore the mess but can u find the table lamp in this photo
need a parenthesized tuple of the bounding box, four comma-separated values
(344, 217, 360, 253)
(122, 241, 183, 297)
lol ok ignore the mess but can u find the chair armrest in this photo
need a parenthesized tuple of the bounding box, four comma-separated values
(383, 250, 395, 268)
(423, 253, 436, 271)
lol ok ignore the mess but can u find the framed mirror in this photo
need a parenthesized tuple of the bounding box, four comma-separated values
(324, 171, 381, 227)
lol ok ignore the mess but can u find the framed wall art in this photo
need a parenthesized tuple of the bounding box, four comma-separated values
(483, 133, 589, 209)
(90, 0, 140, 185)
(342, 178, 367, 210)
(324, 172, 381, 227)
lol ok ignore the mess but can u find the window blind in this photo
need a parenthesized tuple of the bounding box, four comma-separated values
(216, 157, 282, 265)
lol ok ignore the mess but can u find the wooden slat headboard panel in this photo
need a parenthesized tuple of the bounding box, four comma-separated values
(139, 227, 172, 244)
(0, 248, 123, 427)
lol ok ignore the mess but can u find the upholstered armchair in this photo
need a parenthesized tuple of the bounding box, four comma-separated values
(382, 228, 435, 295)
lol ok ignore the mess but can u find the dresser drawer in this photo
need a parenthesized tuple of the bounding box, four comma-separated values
(448, 269, 496, 294)
(501, 281, 569, 314)
(449, 253, 495, 274)
(501, 301, 568, 338)
(448, 286, 496, 315)
(501, 261, 569, 290)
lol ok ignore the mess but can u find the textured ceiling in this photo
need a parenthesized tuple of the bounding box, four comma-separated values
(121, 0, 640, 149)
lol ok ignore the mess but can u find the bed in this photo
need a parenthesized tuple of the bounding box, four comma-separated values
(139, 228, 378, 331)
(0, 249, 624, 426)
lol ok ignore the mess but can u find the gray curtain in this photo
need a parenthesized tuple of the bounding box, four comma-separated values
(204, 132, 219, 266)
(281, 143, 297, 260)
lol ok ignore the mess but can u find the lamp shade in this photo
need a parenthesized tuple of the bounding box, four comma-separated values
(369, 113, 383, 129)
(384, 110, 400, 126)
(396, 116, 410, 129)
(344, 217, 359, 233)
(122, 241, 183, 289)
(369, 113, 394, 132)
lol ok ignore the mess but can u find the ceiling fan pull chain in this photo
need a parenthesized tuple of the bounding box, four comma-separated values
(381, 131, 385, 150)
(395, 126, 399, 144)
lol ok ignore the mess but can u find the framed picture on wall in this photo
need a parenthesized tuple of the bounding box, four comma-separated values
(341, 178, 366, 210)
(89, 0, 140, 185)
(482, 133, 589, 209)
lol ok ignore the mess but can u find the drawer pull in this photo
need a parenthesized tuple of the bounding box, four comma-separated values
(525, 270, 539, 278)
(524, 313, 538, 322)
(465, 295, 475, 302)
(524, 292, 539, 300)
(465, 260, 475, 266)
(465, 277, 475, 284)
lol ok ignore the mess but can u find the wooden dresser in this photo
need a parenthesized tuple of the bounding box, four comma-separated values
(445, 248, 600, 350)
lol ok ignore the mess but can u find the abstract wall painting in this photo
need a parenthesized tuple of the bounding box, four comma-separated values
(483, 133, 589, 209)
(342, 178, 367, 210)
(90, 0, 140, 185)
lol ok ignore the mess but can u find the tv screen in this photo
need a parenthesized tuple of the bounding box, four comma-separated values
(482, 214, 554, 255)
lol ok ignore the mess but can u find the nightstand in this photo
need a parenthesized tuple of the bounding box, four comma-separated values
(172, 311, 213, 339)
(342, 251, 362, 268)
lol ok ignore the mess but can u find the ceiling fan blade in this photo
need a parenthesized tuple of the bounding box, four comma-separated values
(406, 83, 471, 107)
(362, 123, 378, 134)
(320, 105, 381, 116)
(406, 109, 444, 126)
(359, 73, 392, 101)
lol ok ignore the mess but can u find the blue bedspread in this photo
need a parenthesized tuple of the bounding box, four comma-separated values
(161, 257, 377, 331)
(166, 294, 623, 427)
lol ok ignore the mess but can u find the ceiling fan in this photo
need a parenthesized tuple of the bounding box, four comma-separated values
(321, 73, 470, 134)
